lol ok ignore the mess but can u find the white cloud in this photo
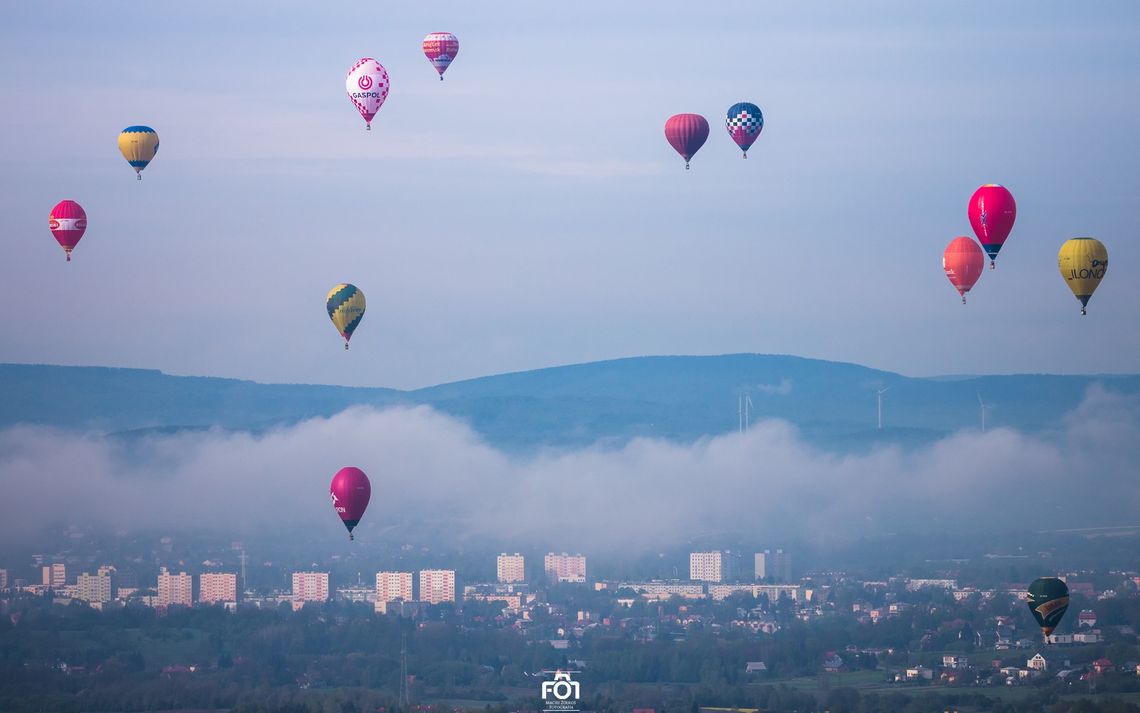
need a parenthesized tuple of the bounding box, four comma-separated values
(1, 388, 1136, 552)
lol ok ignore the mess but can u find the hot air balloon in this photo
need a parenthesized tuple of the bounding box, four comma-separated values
(118, 126, 159, 180)
(330, 466, 371, 540)
(942, 236, 985, 303)
(327, 284, 365, 349)
(346, 58, 390, 130)
(48, 200, 87, 262)
(1027, 577, 1069, 640)
(1058, 238, 1108, 315)
(423, 32, 459, 80)
(968, 184, 1016, 269)
(725, 102, 763, 158)
(665, 114, 709, 169)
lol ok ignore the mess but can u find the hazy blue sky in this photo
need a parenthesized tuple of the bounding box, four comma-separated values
(1, 1, 1138, 389)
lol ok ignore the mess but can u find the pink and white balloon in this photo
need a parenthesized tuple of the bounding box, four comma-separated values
(346, 58, 390, 130)
(422, 32, 459, 80)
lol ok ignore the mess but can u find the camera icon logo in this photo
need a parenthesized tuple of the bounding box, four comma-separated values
(541, 671, 580, 702)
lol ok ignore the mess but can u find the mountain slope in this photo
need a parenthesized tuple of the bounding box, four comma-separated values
(3, 356, 1138, 449)
(0, 364, 401, 433)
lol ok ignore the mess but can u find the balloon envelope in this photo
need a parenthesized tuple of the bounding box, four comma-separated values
(1058, 238, 1107, 314)
(330, 466, 371, 539)
(665, 113, 710, 168)
(942, 237, 985, 302)
(118, 126, 159, 179)
(49, 200, 87, 261)
(327, 284, 366, 348)
(725, 102, 763, 157)
(423, 32, 459, 79)
(968, 184, 1016, 265)
(1027, 577, 1069, 636)
(346, 58, 390, 129)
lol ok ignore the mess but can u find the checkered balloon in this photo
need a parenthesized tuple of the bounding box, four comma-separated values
(725, 102, 764, 157)
(346, 58, 390, 130)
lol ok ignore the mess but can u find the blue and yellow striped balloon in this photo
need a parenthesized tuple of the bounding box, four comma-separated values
(118, 126, 160, 180)
(327, 284, 366, 349)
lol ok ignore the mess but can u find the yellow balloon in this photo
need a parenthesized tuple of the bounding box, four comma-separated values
(326, 284, 366, 349)
(118, 126, 160, 180)
(1058, 237, 1107, 315)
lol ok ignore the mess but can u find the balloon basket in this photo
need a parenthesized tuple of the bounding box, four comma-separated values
(349, 533, 354, 541)
(137, 174, 142, 181)
(989, 261, 995, 270)
(962, 296, 967, 304)
(366, 124, 371, 131)
(344, 342, 350, 350)
(1081, 308, 1087, 316)
(743, 153, 748, 159)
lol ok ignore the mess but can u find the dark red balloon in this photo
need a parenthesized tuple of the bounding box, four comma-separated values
(665, 113, 710, 169)
(329, 466, 371, 540)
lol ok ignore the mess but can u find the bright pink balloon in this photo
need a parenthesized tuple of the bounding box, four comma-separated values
(329, 466, 371, 540)
(665, 114, 710, 169)
(967, 184, 1016, 268)
(49, 200, 86, 262)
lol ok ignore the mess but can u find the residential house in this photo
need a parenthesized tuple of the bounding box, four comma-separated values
(906, 665, 934, 680)
(942, 654, 969, 670)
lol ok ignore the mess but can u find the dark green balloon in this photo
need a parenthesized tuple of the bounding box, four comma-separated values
(1027, 577, 1069, 635)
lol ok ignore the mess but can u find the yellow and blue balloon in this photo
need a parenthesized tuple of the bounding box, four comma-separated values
(118, 126, 159, 180)
(327, 284, 366, 349)
(1058, 238, 1108, 315)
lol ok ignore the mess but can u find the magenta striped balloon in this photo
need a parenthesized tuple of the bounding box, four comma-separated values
(665, 113, 710, 169)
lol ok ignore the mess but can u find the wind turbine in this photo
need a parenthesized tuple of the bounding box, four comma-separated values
(977, 392, 988, 433)
(876, 387, 890, 429)
(738, 392, 754, 432)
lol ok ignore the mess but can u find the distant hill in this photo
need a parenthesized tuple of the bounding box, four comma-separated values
(3, 356, 1139, 450)
(0, 364, 401, 433)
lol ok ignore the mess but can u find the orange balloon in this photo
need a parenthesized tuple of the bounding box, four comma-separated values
(943, 237, 985, 303)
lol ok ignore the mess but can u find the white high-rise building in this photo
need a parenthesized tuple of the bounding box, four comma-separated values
(755, 549, 792, 583)
(199, 573, 238, 605)
(690, 551, 727, 582)
(375, 571, 414, 613)
(42, 563, 66, 588)
(292, 572, 329, 610)
(157, 568, 193, 607)
(76, 572, 112, 603)
(497, 554, 525, 583)
(419, 569, 456, 604)
(544, 553, 586, 583)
